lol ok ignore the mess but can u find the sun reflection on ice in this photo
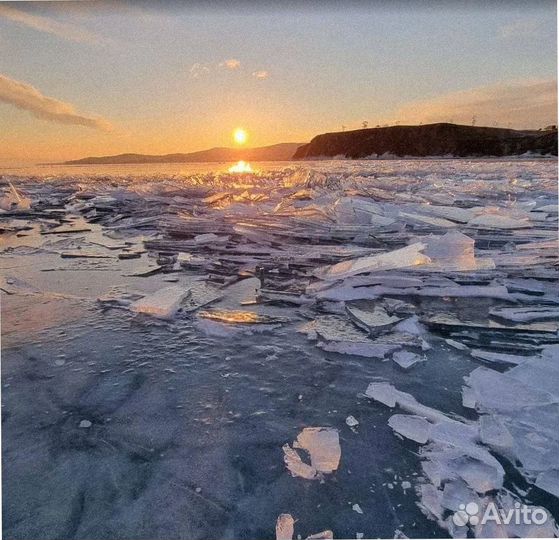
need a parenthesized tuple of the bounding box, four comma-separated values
(228, 160, 253, 173)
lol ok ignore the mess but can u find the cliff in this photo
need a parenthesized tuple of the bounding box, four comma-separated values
(292, 123, 558, 159)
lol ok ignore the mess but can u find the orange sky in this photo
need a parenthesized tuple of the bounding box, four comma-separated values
(1, 2, 556, 162)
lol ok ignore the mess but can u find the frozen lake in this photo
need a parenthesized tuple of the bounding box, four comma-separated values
(1, 159, 558, 539)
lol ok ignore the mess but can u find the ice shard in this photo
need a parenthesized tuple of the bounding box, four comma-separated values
(130, 285, 190, 319)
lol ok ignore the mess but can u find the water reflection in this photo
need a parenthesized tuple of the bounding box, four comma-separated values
(228, 160, 253, 173)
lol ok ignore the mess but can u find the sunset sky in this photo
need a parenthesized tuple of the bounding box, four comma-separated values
(1, 1, 556, 162)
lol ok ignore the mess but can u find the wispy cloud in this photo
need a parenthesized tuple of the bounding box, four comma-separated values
(386, 79, 557, 129)
(0, 73, 112, 131)
(500, 19, 540, 39)
(252, 70, 270, 80)
(189, 63, 211, 79)
(219, 58, 241, 70)
(0, 4, 105, 45)
(191, 59, 269, 80)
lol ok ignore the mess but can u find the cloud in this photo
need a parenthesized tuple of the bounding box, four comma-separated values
(252, 70, 270, 80)
(0, 73, 112, 131)
(0, 4, 105, 45)
(189, 63, 211, 79)
(500, 19, 540, 39)
(386, 80, 557, 129)
(190, 62, 269, 80)
(219, 58, 241, 70)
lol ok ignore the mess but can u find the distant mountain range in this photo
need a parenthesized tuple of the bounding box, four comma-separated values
(293, 123, 558, 159)
(65, 123, 558, 165)
(64, 142, 304, 165)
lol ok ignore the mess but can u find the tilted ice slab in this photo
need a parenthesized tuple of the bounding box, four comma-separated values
(314, 232, 494, 281)
(0, 182, 32, 211)
(420, 231, 495, 271)
(314, 242, 431, 280)
(399, 211, 457, 228)
(469, 349, 527, 367)
(333, 196, 395, 226)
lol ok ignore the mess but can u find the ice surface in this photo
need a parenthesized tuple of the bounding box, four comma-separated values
(306, 531, 334, 539)
(319, 340, 400, 358)
(3, 159, 558, 539)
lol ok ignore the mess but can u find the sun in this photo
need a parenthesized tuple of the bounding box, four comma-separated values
(233, 128, 248, 145)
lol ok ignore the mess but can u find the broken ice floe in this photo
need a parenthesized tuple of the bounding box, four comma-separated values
(298, 315, 413, 358)
(346, 304, 402, 335)
(392, 351, 425, 370)
(275, 513, 333, 540)
(275, 514, 295, 540)
(489, 305, 559, 324)
(130, 285, 190, 319)
(283, 427, 341, 480)
(462, 345, 559, 499)
(368, 345, 559, 536)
